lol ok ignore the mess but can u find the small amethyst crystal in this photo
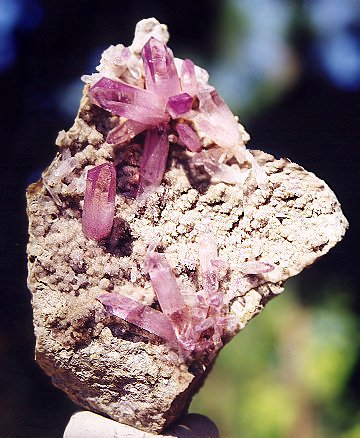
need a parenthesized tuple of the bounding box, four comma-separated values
(89, 77, 168, 125)
(142, 36, 181, 99)
(137, 124, 170, 198)
(166, 93, 193, 118)
(99, 292, 177, 343)
(175, 123, 201, 152)
(180, 59, 198, 96)
(27, 18, 347, 434)
(82, 163, 116, 241)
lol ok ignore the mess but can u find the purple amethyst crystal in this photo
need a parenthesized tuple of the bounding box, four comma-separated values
(146, 250, 186, 316)
(142, 37, 181, 99)
(180, 59, 198, 96)
(175, 123, 201, 152)
(166, 93, 193, 118)
(82, 163, 116, 241)
(87, 38, 206, 197)
(107, 119, 150, 145)
(137, 124, 170, 197)
(99, 292, 177, 342)
(86, 35, 254, 200)
(89, 77, 168, 125)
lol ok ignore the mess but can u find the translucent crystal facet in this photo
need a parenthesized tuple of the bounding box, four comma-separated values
(175, 123, 201, 152)
(89, 77, 168, 125)
(180, 59, 198, 96)
(82, 163, 116, 240)
(195, 86, 242, 150)
(141, 37, 181, 99)
(166, 93, 193, 118)
(193, 150, 249, 184)
(107, 119, 149, 145)
(146, 250, 186, 315)
(137, 124, 170, 198)
(99, 293, 177, 342)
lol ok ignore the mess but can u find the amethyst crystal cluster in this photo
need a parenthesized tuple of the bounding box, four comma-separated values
(81, 19, 267, 359)
(101, 233, 237, 359)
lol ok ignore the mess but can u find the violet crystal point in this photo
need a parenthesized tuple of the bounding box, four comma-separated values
(99, 293, 177, 342)
(107, 119, 149, 145)
(82, 163, 116, 240)
(137, 123, 170, 197)
(89, 77, 168, 125)
(146, 250, 186, 315)
(180, 59, 198, 96)
(175, 123, 201, 152)
(198, 231, 223, 307)
(142, 37, 181, 99)
(166, 93, 193, 118)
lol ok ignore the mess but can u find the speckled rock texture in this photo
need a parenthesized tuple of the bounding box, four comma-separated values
(26, 88, 347, 433)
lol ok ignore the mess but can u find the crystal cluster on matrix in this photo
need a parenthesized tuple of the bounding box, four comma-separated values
(81, 18, 270, 359)
(100, 232, 236, 359)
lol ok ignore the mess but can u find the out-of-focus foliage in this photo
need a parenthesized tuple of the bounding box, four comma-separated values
(305, 0, 360, 90)
(0, 0, 42, 71)
(190, 281, 359, 437)
(211, 0, 298, 117)
(210, 0, 360, 118)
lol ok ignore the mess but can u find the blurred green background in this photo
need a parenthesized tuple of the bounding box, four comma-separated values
(190, 280, 359, 437)
(1, 0, 359, 436)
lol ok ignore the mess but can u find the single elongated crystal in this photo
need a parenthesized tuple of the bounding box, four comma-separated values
(166, 93, 193, 118)
(142, 37, 181, 99)
(193, 150, 248, 184)
(107, 119, 149, 145)
(244, 149, 269, 191)
(99, 293, 177, 342)
(89, 77, 168, 125)
(199, 230, 217, 274)
(195, 85, 242, 149)
(180, 59, 198, 96)
(137, 124, 170, 197)
(238, 261, 274, 275)
(146, 250, 186, 315)
(175, 123, 201, 152)
(198, 231, 219, 296)
(234, 275, 268, 295)
(82, 163, 116, 240)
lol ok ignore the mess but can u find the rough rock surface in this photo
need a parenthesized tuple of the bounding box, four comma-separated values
(27, 86, 347, 433)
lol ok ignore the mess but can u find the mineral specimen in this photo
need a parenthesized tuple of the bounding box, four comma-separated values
(27, 17, 348, 434)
